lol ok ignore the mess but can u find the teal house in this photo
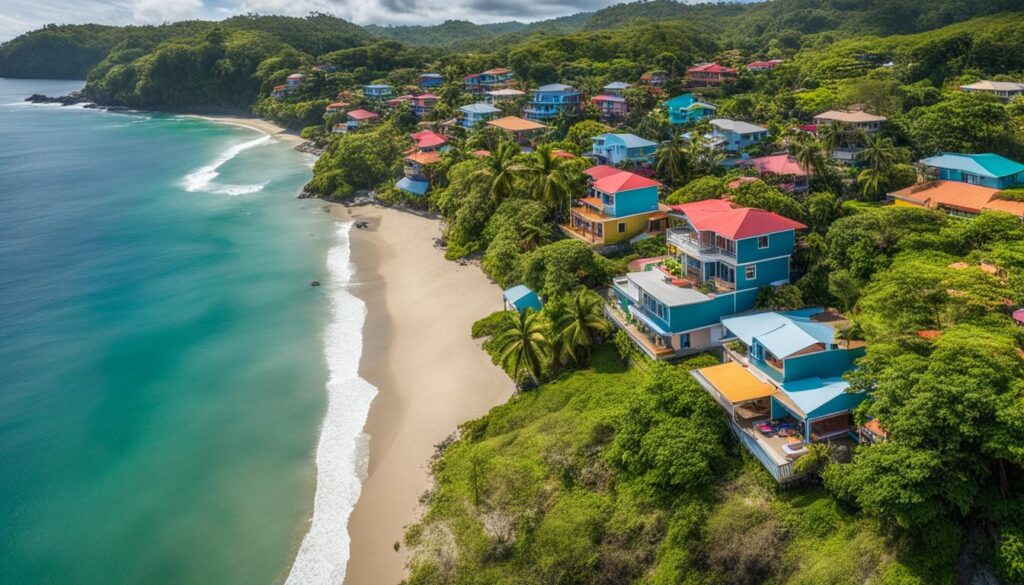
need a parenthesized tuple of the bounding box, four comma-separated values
(363, 84, 394, 99)
(919, 152, 1024, 189)
(590, 133, 658, 165)
(503, 285, 542, 313)
(607, 199, 805, 359)
(709, 119, 770, 153)
(691, 308, 867, 482)
(524, 84, 582, 122)
(666, 93, 716, 125)
(459, 103, 501, 129)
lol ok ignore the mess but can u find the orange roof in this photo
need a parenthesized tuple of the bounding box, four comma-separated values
(917, 329, 942, 339)
(347, 109, 379, 121)
(405, 151, 442, 165)
(551, 149, 576, 158)
(890, 180, 1021, 217)
(487, 116, 546, 132)
(471, 149, 490, 157)
(696, 362, 776, 404)
(863, 419, 886, 437)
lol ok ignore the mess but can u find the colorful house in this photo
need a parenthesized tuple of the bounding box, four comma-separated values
(458, 102, 501, 129)
(486, 88, 526, 102)
(503, 285, 542, 313)
(464, 68, 514, 94)
(417, 73, 444, 89)
(666, 93, 716, 125)
(888, 180, 1024, 219)
(409, 93, 439, 117)
(486, 116, 547, 146)
(524, 84, 582, 122)
(739, 154, 810, 194)
(960, 80, 1024, 101)
(709, 119, 770, 153)
(607, 199, 806, 359)
(692, 308, 867, 482)
(271, 85, 290, 99)
(563, 167, 667, 247)
(747, 59, 784, 72)
(639, 70, 668, 86)
(686, 63, 737, 87)
(286, 73, 303, 88)
(345, 109, 379, 131)
(602, 81, 631, 96)
(363, 84, 394, 99)
(812, 110, 886, 134)
(919, 152, 1024, 190)
(397, 130, 447, 197)
(590, 133, 657, 165)
(590, 94, 628, 120)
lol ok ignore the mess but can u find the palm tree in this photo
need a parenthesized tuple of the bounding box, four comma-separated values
(791, 133, 829, 190)
(818, 121, 855, 152)
(655, 128, 690, 187)
(792, 442, 835, 477)
(551, 290, 612, 365)
(517, 221, 551, 251)
(856, 134, 899, 200)
(523, 144, 574, 218)
(493, 308, 551, 392)
(472, 141, 524, 204)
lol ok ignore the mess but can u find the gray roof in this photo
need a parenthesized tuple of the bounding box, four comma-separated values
(604, 81, 631, 90)
(960, 80, 1024, 92)
(599, 132, 657, 149)
(628, 271, 710, 307)
(536, 83, 576, 92)
(711, 118, 769, 135)
(460, 102, 501, 114)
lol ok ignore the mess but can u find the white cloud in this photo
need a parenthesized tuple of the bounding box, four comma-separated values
(132, 0, 206, 24)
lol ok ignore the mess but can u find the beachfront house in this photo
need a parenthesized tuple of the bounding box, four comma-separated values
(396, 129, 448, 197)
(409, 94, 439, 117)
(464, 68, 514, 94)
(691, 308, 867, 482)
(486, 88, 526, 103)
(345, 109, 379, 131)
(459, 103, 501, 129)
(503, 285, 542, 314)
(524, 84, 582, 122)
(888, 180, 1024, 220)
(590, 133, 657, 166)
(813, 110, 887, 134)
(709, 119, 770, 153)
(960, 80, 1024, 101)
(666, 93, 716, 125)
(590, 93, 628, 120)
(486, 116, 547, 147)
(686, 63, 737, 87)
(918, 152, 1024, 190)
(747, 59, 784, 72)
(417, 73, 444, 89)
(606, 199, 806, 360)
(739, 153, 810, 194)
(563, 167, 667, 248)
(363, 84, 394, 99)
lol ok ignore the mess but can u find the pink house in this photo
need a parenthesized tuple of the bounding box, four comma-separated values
(590, 94, 628, 120)
(740, 154, 810, 194)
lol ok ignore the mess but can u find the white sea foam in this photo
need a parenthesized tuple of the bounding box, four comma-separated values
(284, 222, 378, 585)
(184, 135, 271, 196)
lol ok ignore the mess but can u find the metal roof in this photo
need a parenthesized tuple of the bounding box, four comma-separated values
(920, 152, 1024, 179)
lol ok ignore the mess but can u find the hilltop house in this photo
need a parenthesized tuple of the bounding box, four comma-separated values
(459, 102, 501, 129)
(396, 129, 448, 197)
(590, 133, 657, 166)
(524, 84, 582, 121)
(607, 199, 806, 359)
(960, 80, 1024, 101)
(343, 109, 379, 131)
(409, 93, 439, 117)
(486, 116, 547, 147)
(919, 152, 1024, 189)
(464, 68, 514, 94)
(485, 88, 526, 102)
(747, 59, 784, 72)
(709, 119, 770, 153)
(691, 308, 867, 482)
(888, 180, 1024, 220)
(286, 73, 303, 88)
(739, 154, 810, 194)
(324, 102, 349, 117)
(602, 81, 631, 96)
(590, 94, 628, 120)
(666, 93, 716, 125)
(416, 73, 444, 89)
(363, 84, 394, 99)
(813, 110, 887, 134)
(686, 63, 737, 87)
(639, 70, 668, 87)
(563, 166, 667, 247)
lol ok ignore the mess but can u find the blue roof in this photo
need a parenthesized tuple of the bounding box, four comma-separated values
(721, 308, 834, 358)
(599, 133, 657, 149)
(536, 83, 576, 92)
(920, 152, 1024, 179)
(779, 377, 861, 418)
(503, 285, 542, 313)
(419, 73, 443, 78)
(666, 93, 716, 111)
(364, 84, 392, 89)
(396, 177, 429, 196)
(460, 102, 500, 114)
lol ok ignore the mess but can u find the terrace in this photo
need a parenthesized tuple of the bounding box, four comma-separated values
(605, 284, 692, 360)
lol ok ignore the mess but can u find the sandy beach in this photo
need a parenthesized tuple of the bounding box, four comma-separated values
(192, 114, 305, 143)
(335, 205, 513, 584)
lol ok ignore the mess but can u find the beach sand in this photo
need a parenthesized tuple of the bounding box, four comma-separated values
(193, 114, 305, 143)
(336, 205, 513, 584)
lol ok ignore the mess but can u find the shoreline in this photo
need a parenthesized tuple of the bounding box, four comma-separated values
(333, 204, 513, 584)
(187, 114, 306, 144)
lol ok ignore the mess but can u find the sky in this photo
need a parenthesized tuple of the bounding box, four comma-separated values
(0, 0, 637, 41)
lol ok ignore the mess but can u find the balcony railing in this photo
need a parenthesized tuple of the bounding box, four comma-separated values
(666, 228, 736, 259)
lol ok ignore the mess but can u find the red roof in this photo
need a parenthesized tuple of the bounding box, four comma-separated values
(326, 102, 348, 109)
(687, 63, 737, 74)
(798, 124, 818, 133)
(471, 149, 491, 157)
(483, 68, 511, 75)
(410, 129, 447, 149)
(670, 199, 806, 239)
(347, 109, 379, 121)
(591, 94, 625, 103)
(593, 170, 662, 193)
(583, 165, 626, 181)
(748, 60, 782, 69)
(744, 154, 809, 177)
(551, 149, 575, 159)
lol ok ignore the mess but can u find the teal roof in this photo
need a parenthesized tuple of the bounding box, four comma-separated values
(920, 152, 1024, 179)
(503, 285, 542, 313)
(721, 308, 834, 358)
(779, 376, 862, 418)
(666, 93, 716, 110)
(396, 177, 429, 196)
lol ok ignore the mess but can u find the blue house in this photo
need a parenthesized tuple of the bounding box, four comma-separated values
(417, 73, 444, 89)
(691, 308, 867, 482)
(503, 285, 542, 313)
(666, 93, 716, 125)
(590, 133, 658, 165)
(919, 152, 1024, 189)
(607, 199, 806, 359)
(709, 119, 770, 153)
(564, 167, 665, 247)
(524, 84, 582, 122)
(459, 103, 501, 129)
(363, 84, 394, 99)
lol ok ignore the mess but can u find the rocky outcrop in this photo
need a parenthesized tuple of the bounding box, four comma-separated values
(25, 91, 89, 106)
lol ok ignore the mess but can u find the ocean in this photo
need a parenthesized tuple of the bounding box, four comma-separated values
(0, 78, 375, 584)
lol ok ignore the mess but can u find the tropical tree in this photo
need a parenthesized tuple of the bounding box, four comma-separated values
(471, 141, 524, 204)
(654, 127, 689, 187)
(548, 290, 612, 366)
(856, 133, 900, 200)
(791, 133, 827, 187)
(517, 221, 552, 251)
(523, 144, 574, 218)
(793, 442, 835, 477)
(493, 308, 551, 392)
(818, 121, 860, 152)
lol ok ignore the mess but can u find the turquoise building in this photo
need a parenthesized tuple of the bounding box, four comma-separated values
(590, 133, 657, 165)
(503, 285, 542, 313)
(607, 199, 805, 359)
(919, 152, 1024, 189)
(363, 84, 394, 99)
(524, 84, 582, 122)
(691, 308, 867, 482)
(666, 93, 716, 125)
(709, 119, 770, 153)
(459, 103, 501, 129)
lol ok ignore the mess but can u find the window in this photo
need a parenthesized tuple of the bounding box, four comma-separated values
(618, 222, 626, 233)
(757, 235, 769, 249)
(744, 265, 757, 280)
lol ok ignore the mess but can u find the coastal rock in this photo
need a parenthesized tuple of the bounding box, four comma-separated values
(25, 91, 89, 106)
(310, 280, 321, 287)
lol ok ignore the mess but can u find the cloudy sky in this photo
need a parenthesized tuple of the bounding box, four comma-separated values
(0, 0, 634, 41)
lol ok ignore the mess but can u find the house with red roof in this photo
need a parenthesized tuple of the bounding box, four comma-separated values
(590, 94, 628, 120)
(397, 129, 449, 197)
(739, 154, 811, 194)
(747, 59, 784, 72)
(563, 167, 668, 247)
(343, 109, 380, 131)
(686, 63, 738, 87)
(409, 93, 439, 117)
(607, 198, 806, 359)
(463, 67, 514, 94)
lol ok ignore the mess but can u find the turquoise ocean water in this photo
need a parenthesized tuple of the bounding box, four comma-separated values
(0, 79, 374, 585)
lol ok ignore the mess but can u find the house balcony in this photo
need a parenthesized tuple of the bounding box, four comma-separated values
(666, 228, 736, 260)
(605, 290, 688, 360)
